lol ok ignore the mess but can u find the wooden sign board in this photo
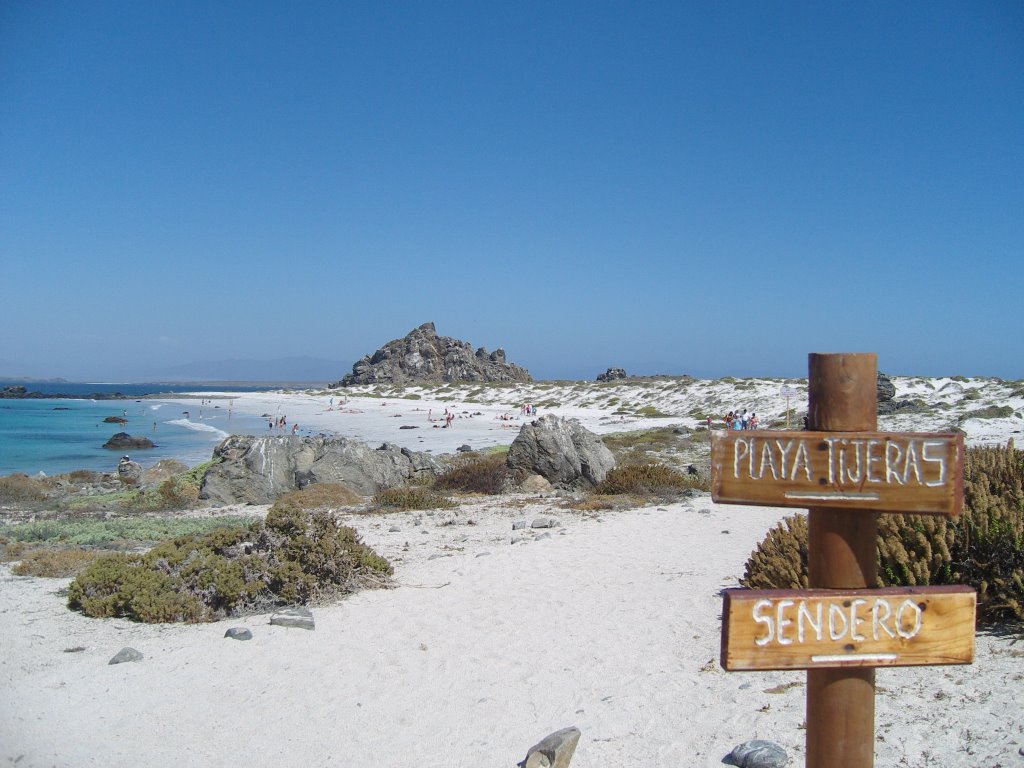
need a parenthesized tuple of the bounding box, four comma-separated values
(711, 430, 964, 515)
(721, 586, 976, 671)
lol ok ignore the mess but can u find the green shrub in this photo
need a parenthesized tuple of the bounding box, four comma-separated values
(373, 487, 454, 510)
(741, 444, 1024, 625)
(433, 453, 510, 495)
(2, 515, 257, 548)
(596, 463, 706, 496)
(68, 506, 391, 623)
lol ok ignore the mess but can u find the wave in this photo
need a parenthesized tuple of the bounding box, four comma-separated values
(149, 404, 165, 411)
(166, 418, 229, 440)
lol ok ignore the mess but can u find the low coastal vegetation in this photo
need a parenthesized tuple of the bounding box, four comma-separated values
(742, 444, 1024, 625)
(372, 486, 455, 511)
(67, 501, 391, 623)
(595, 463, 706, 498)
(433, 451, 511, 495)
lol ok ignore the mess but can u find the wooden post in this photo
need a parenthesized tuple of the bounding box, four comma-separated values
(806, 353, 878, 768)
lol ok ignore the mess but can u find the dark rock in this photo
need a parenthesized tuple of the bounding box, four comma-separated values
(724, 739, 789, 768)
(224, 627, 253, 641)
(596, 367, 628, 382)
(270, 607, 314, 630)
(102, 416, 128, 424)
(457, 444, 473, 452)
(109, 647, 143, 665)
(506, 415, 615, 489)
(200, 434, 441, 505)
(877, 372, 896, 402)
(399, 425, 419, 429)
(520, 726, 581, 768)
(102, 433, 155, 450)
(877, 398, 932, 416)
(333, 322, 531, 385)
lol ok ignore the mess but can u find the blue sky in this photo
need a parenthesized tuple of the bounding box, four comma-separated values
(1, 1, 1021, 382)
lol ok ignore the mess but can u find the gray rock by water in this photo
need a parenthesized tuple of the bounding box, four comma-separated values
(334, 322, 532, 385)
(506, 415, 615, 489)
(724, 739, 790, 768)
(103, 432, 155, 450)
(108, 647, 143, 665)
(270, 606, 315, 630)
(520, 727, 581, 768)
(200, 434, 441, 505)
(116, 457, 143, 485)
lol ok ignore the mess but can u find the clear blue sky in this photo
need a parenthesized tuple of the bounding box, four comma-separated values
(2, 1, 1021, 381)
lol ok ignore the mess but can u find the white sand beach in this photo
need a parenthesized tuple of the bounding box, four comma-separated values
(1, 493, 1021, 767)
(2, 376, 1023, 767)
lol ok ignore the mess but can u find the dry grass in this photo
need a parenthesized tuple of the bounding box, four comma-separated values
(276, 483, 363, 509)
(373, 487, 455, 511)
(11, 547, 100, 578)
(433, 452, 511, 495)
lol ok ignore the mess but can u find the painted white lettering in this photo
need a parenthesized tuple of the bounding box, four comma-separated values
(885, 441, 904, 485)
(797, 601, 823, 643)
(752, 599, 774, 646)
(828, 603, 848, 640)
(895, 599, 923, 639)
(849, 599, 868, 641)
(872, 600, 895, 640)
(824, 438, 841, 484)
(758, 441, 778, 480)
(866, 440, 883, 483)
(902, 440, 923, 485)
(776, 600, 794, 645)
(922, 441, 947, 488)
(775, 440, 794, 480)
(839, 439, 851, 482)
(791, 440, 812, 482)
(733, 438, 750, 480)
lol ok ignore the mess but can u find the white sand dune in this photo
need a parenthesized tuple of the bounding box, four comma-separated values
(1, 495, 1021, 767)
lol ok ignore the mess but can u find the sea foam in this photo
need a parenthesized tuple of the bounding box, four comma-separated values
(167, 418, 229, 440)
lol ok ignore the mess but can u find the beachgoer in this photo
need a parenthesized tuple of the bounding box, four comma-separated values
(749, 413, 759, 430)
(291, 424, 298, 435)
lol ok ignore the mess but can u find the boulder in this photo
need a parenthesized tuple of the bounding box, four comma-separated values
(506, 415, 615, 489)
(724, 739, 789, 768)
(333, 322, 532, 385)
(103, 433, 155, 450)
(877, 372, 896, 403)
(596, 367, 628, 382)
(199, 435, 442, 505)
(117, 457, 143, 485)
(108, 647, 143, 665)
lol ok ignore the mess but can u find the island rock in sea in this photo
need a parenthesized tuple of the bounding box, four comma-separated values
(333, 322, 532, 386)
(200, 435, 442, 505)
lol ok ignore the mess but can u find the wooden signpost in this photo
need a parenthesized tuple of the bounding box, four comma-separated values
(712, 353, 976, 768)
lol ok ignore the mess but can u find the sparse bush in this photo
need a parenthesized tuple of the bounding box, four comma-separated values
(11, 548, 100, 578)
(433, 453, 511, 495)
(636, 406, 672, 418)
(373, 486, 455, 510)
(0, 474, 49, 503)
(742, 444, 1024, 625)
(596, 463, 706, 497)
(68, 505, 392, 623)
(276, 483, 362, 509)
(2, 515, 258, 548)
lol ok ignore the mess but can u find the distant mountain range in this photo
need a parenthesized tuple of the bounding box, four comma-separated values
(153, 356, 350, 383)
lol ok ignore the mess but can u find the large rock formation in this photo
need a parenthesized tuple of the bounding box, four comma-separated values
(596, 367, 628, 382)
(333, 322, 531, 386)
(506, 415, 615, 489)
(200, 435, 442, 505)
(102, 433, 155, 450)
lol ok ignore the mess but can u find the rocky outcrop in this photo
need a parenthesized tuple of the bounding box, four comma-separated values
(199, 435, 442, 505)
(506, 415, 615, 489)
(117, 457, 143, 485)
(333, 322, 531, 386)
(596, 367, 628, 382)
(103, 433, 155, 450)
(877, 372, 896, 402)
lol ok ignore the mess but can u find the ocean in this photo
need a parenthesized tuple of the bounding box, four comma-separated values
(0, 381, 293, 476)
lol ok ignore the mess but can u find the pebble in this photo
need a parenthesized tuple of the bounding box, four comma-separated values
(224, 627, 253, 641)
(724, 739, 789, 768)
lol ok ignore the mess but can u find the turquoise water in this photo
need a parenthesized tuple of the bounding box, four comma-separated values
(0, 397, 272, 476)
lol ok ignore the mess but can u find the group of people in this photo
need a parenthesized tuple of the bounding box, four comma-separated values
(268, 415, 298, 434)
(722, 410, 759, 430)
(520, 403, 537, 416)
